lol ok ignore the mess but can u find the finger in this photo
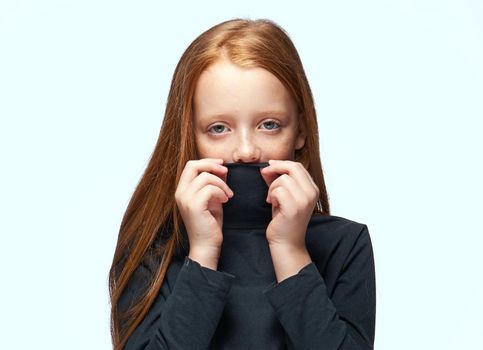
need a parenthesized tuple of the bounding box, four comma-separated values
(269, 186, 297, 217)
(187, 171, 234, 198)
(260, 168, 279, 188)
(267, 173, 311, 210)
(193, 185, 229, 209)
(206, 158, 228, 182)
(262, 160, 318, 198)
(177, 159, 227, 193)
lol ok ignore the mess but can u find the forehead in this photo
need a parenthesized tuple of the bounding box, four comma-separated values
(193, 59, 297, 121)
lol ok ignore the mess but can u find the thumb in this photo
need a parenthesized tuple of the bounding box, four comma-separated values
(260, 168, 279, 187)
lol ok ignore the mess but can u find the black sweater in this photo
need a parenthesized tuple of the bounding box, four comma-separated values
(118, 163, 376, 349)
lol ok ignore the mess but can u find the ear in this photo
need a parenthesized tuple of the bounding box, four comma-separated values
(295, 113, 306, 150)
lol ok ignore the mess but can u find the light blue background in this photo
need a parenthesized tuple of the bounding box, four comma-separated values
(1, 1, 482, 349)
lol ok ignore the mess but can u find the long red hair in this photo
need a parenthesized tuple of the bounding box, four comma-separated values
(108, 18, 331, 350)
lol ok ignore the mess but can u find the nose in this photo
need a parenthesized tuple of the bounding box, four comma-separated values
(232, 132, 261, 163)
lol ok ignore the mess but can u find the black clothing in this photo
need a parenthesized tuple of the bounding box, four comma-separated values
(119, 163, 376, 349)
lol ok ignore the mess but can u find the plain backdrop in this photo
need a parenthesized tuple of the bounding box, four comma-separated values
(1, 1, 482, 349)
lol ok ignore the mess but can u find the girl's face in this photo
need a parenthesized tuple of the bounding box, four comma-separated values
(193, 58, 306, 163)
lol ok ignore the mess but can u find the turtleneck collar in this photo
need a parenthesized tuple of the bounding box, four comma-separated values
(222, 162, 273, 229)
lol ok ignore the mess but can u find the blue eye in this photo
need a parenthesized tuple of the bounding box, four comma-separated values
(261, 120, 280, 130)
(208, 124, 228, 134)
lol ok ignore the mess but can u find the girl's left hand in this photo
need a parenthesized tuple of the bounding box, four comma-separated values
(260, 160, 320, 248)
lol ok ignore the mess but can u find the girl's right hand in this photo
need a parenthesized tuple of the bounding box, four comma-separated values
(174, 158, 234, 265)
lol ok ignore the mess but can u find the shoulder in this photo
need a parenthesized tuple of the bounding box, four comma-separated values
(307, 213, 369, 240)
(305, 214, 373, 267)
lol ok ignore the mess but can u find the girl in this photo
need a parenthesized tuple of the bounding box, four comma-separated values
(109, 18, 376, 350)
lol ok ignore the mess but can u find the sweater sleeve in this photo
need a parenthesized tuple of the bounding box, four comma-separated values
(119, 255, 235, 350)
(261, 225, 376, 350)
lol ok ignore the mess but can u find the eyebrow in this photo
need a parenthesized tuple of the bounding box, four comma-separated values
(200, 110, 291, 122)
